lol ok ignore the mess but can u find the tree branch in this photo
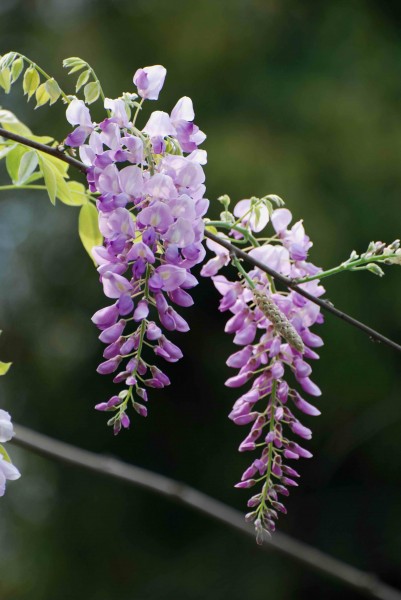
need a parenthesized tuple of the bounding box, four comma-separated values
(205, 230, 401, 353)
(0, 127, 87, 174)
(1, 126, 400, 353)
(11, 423, 401, 600)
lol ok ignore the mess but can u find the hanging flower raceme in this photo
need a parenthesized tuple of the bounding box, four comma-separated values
(0, 409, 20, 497)
(202, 201, 325, 542)
(65, 67, 208, 434)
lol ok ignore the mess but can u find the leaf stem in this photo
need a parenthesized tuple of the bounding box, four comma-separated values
(295, 254, 399, 284)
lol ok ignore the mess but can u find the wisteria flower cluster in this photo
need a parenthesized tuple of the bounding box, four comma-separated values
(64, 65, 208, 434)
(202, 203, 325, 541)
(62, 64, 345, 538)
(2, 53, 400, 544)
(0, 409, 20, 496)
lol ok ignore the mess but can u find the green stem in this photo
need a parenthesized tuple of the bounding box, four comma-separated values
(132, 98, 144, 128)
(231, 254, 256, 289)
(207, 220, 260, 247)
(0, 184, 47, 191)
(295, 254, 399, 284)
(212, 222, 276, 292)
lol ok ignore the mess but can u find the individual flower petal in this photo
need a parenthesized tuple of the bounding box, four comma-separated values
(0, 410, 14, 443)
(133, 65, 167, 100)
(66, 98, 93, 128)
(143, 111, 176, 138)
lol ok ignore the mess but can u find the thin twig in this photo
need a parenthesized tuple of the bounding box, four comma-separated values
(205, 230, 401, 353)
(0, 127, 87, 174)
(1, 126, 400, 353)
(11, 424, 401, 600)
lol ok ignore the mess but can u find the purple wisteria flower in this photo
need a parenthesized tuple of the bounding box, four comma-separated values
(133, 65, 167, 101)
(202, 203, 325, 542)
(65, 65, 207, 434)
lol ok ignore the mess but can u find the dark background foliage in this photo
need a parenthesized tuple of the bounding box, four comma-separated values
(0, 1, 400, 598)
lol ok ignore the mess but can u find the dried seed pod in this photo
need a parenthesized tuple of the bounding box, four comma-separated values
(253, 289, 305, 353)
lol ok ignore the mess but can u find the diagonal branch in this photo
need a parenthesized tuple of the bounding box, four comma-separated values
(11, 423, 401, 600)
(1, 126, 400, 353)
(205, 230, 401, 353)
(0, 127, 87, 173)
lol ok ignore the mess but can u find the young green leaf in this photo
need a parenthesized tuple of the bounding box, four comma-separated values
(76, 69, 90, 92)
(0, 68, 11, 93)
(37, 151, 69, 177)
(11, 57, 23, 82)
(0, 109, 33, 136)
(79, 202, 102, 261)
(59, 181, 89, 206)
(16, 150, 39, 185)
(23, 171, 44, 184)
(27, 134, 54, 145)
(0, 143, 16, 161)
(84, 81, 100, 105)
(35, 82, 51, 108)
(6, 145, 28, 183)
(45, 78, 61, 105)
(0, 52, 16, 70)
(38, 155, 57, 204)
(63, 57, 86, 74)
(0, 361, 12, 376)
(23, 67, 40, 99)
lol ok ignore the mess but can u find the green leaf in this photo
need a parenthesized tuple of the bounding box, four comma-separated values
(76, 69, 90, 92)
(23, 67, 40, 99)
(38, 155, 57, 204)
(0, 52, 16, 70)
(59, 181, 88, 206)
(84, 81, 100, 105)
(35, 82, 50, 108)
(11, 57, 23, 82)
(79, 202, 102, 261)
(0, 109, 32, 136)
(37, 151, 69, 177)
(6, 145, 28, 183)
(54, 173, 73, 204)
(63, 57, 86, 73)
(27, 134, 54, 145)
(0, 68, 11, 93)
(16, 150, 38, 185)
(0, 143, 16, 160)
(37, 151, 72, 204)
(0, 361, 12, 376)
(45, 78, 61, 105)
(23, 171, 43, 184)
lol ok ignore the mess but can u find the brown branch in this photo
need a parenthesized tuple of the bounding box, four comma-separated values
(205, 230, 401, 353)
(1, 126, 400, 353)
(10, 423, 401, 600)
(0, 127, 87, 174)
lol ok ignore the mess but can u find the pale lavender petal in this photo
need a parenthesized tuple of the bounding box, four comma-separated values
(133, 65, 167, 100)
(143, 111, 176, 137)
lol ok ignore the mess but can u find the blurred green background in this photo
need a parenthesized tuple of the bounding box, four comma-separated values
(0, 1, 401, 598)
